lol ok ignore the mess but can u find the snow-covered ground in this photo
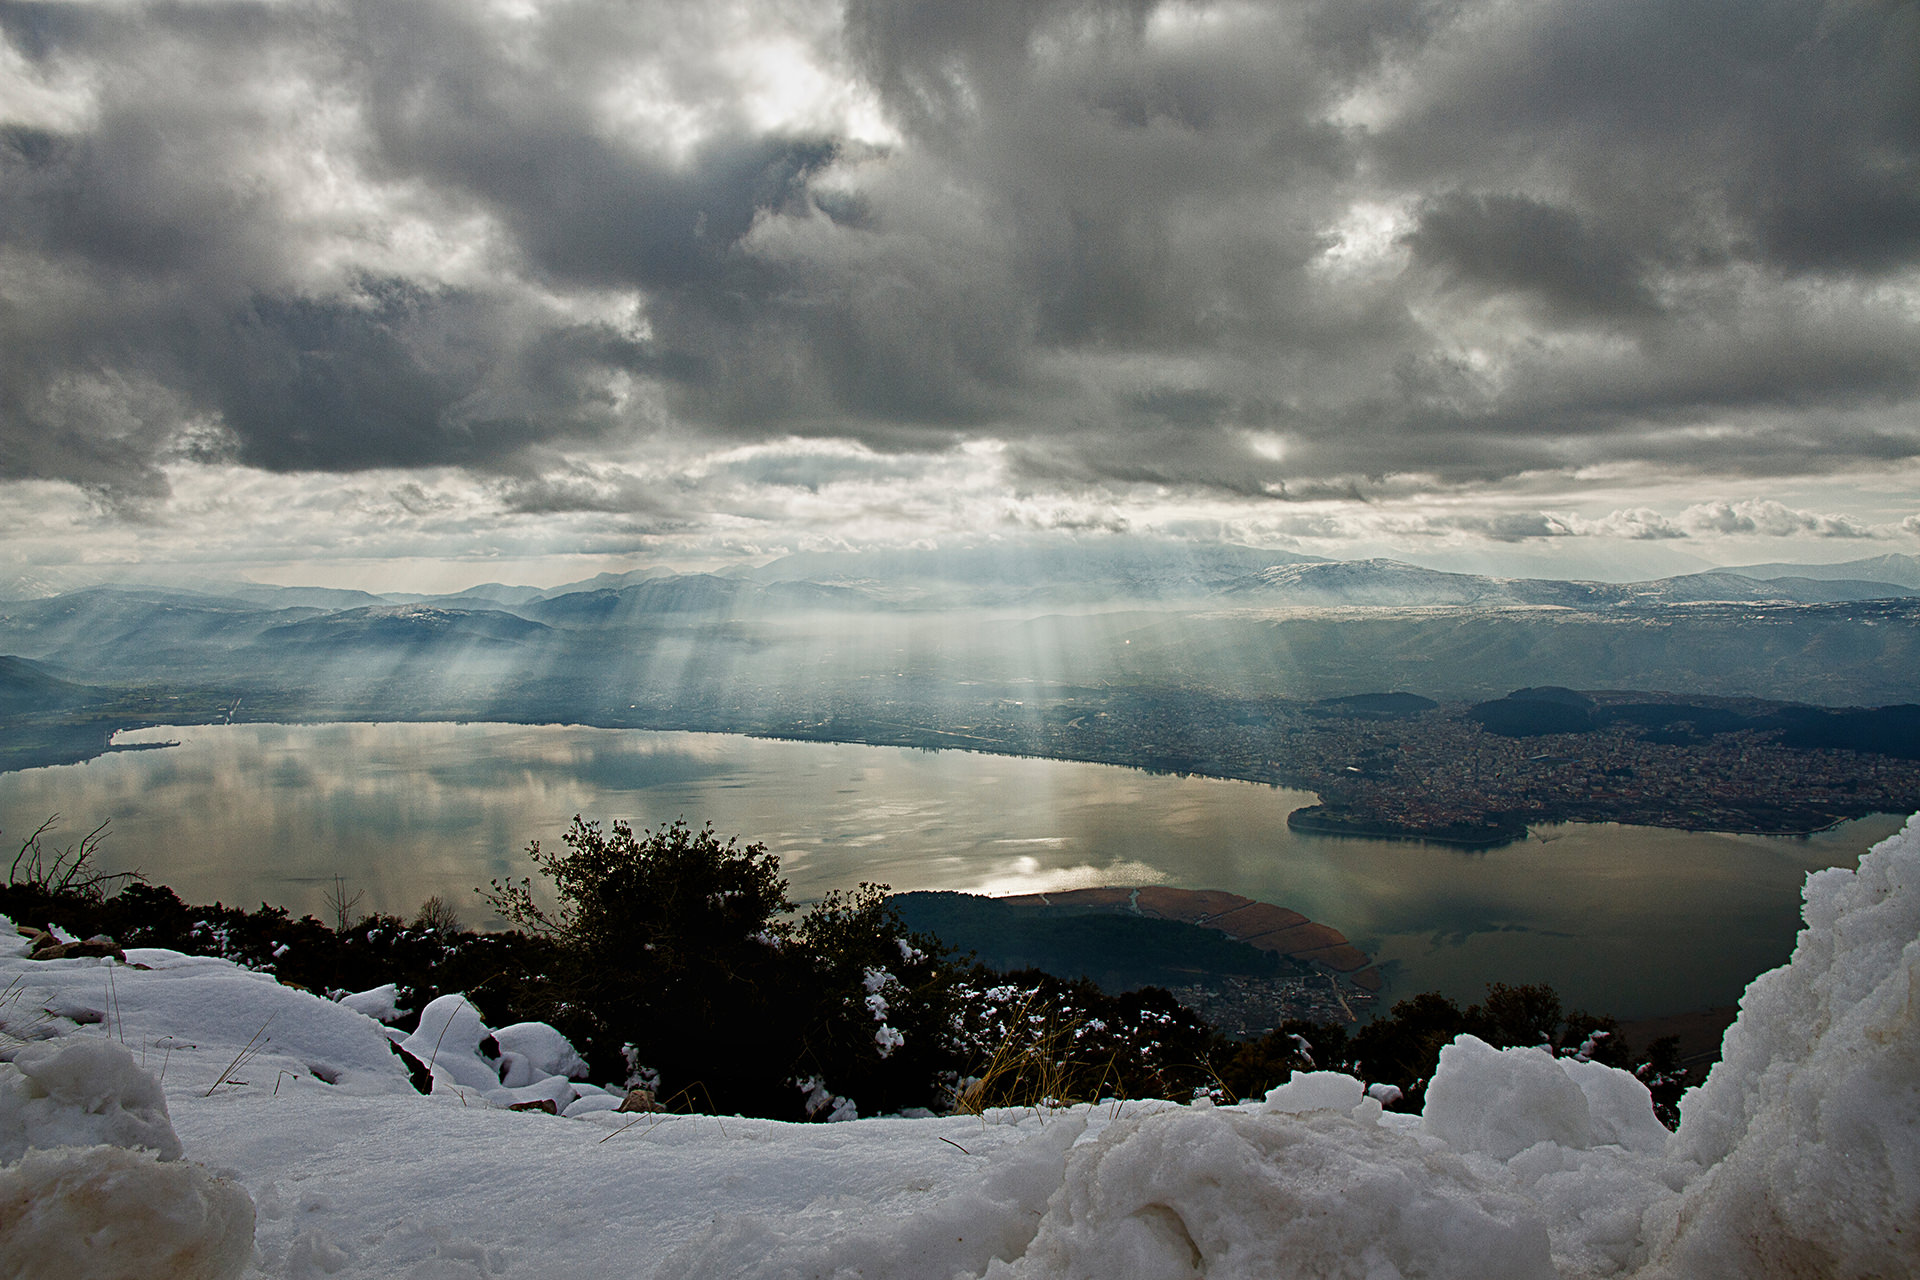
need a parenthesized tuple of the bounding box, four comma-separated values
(4, 814, 1918, 1279)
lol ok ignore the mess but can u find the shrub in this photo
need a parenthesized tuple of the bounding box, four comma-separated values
(483, 817, 801, 1110)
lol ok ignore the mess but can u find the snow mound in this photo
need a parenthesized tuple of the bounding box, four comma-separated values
(494, 1019, 589, 1085)
(0, 1143, 255, 1280)
(397, 993, 602, 1111)
(0, 1037, 183, 1163)
(1642, 813, 1920, 1277)
(397, 993, 500, 1093)
(338, 982, 402, 1022)
(986, 1105, 1555, 1279)
(0, 1030, 254, 1280)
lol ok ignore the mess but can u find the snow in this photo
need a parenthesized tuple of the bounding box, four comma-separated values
(1, 812, 1916, 1278)
(337, 983, 401, 1023)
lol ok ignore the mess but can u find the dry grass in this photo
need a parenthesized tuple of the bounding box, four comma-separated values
(949, 991, 1122, 1118)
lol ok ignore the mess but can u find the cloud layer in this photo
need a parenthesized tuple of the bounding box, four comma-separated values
(1, 0, 1916, 556)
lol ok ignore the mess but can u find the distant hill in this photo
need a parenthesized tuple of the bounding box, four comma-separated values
(891, 892, 1292, 993)
(0, 587, 322, 666)
(398, 583, 550, 608)
(1221, 562, 1920, 608)
(1717, 554, 1920, 590)
(2, 555, 1916, 705)
(140, 579, 395, 611)
(519, 576, 751, 624)
(751, 540, 1323, 605)
(1470, 689, 1598, 736)
(0, 655, 98, 714)
(527, 568, 679, 599)
(1639, 571, 1920, 604)
(253, 605, 552, 649)
(0, 568, 104, 601)
(1465, 689, 1920, 757)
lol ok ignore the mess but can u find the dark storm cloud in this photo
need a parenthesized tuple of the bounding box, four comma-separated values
(346, 0, 837, 293)
(199, 282, 660, 472)
(1, 0, 1917, 506)
(1401, 193, 1660, 323)
(1375, 0, 1920, 277)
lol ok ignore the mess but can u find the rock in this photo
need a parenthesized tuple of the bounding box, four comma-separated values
(28, 939, 126, 962)
(509, 1098, 558, 1114)
(387, 1040, 432, 1095)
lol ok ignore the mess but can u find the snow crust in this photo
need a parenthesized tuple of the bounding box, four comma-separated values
(0, 812, 1913, 1277)
(0, 1143, 256, 1280)
(986, 1105, 1557, 1280)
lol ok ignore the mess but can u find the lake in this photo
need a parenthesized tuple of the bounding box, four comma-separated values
(0, 721, 1902, 1019)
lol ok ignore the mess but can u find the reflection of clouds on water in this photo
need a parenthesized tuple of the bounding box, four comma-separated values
(4, 722, 1897, 1020)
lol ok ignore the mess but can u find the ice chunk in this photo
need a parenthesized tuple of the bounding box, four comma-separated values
(0, 1144, 254, 1280)
(1423, 1036, 1591, 1160)
(0, 1038, 182, 1164)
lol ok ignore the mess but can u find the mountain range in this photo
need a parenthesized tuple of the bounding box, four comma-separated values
(1, 549, 1917, 710)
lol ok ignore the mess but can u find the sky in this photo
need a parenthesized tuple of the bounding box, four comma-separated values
(1, 0, 1917, 593)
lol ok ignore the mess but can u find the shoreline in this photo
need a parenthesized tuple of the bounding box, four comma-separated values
(3, 711, 1897, 845)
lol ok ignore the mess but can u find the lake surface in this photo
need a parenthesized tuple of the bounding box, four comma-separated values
(1, 722, 1902, 1019)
